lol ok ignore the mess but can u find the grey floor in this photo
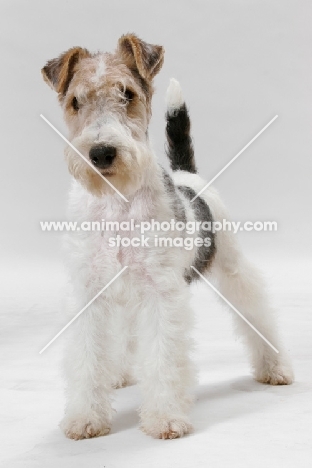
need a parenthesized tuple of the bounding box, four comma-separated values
(1, 255, 310, 468)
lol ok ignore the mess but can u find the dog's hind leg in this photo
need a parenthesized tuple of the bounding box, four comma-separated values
(209, 214, 294, 385)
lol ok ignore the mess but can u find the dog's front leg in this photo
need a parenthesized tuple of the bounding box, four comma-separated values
(137, 282, 196, 439)
(60, 289, 116, 440)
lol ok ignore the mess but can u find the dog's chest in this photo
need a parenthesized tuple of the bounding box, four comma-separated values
(67, 182, 190, 278)
(70, 189, 159, 266)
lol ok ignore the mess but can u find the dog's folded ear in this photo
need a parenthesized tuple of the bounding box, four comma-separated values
(41, 47, 90, 96)
(118, 34, 164, 81)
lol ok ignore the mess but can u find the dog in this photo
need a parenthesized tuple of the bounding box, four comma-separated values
(41, 33, 293, 440)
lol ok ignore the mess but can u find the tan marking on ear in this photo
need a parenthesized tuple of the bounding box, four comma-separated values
(41, 47, 91, 96)
(117, 34, 164, 81)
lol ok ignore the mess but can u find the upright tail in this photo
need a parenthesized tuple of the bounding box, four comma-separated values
(165, 78, 197, 173)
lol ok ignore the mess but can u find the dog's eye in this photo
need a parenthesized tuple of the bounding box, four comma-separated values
(124, 89, 134, 102)
(72, 97, 79, 111)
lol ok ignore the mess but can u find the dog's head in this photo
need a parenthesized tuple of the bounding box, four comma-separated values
(42, 34, 164, 197)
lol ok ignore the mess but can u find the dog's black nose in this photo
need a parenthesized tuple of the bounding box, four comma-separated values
(89, 145, 116, 169)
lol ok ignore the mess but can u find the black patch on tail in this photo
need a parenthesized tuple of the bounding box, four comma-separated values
(177, 185, 216, 283)
(166, 104, 197, 173)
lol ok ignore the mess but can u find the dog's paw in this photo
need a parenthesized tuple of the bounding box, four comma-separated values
(141, 416, 193, 439)
(60, 414, 111, 440)
(255, 362, 294, 385)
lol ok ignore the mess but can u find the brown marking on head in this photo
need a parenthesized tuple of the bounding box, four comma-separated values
(41, 47, 91, 97)
(59, 52, 152, 138)
(117, 33, 164, 81)
(116, 34, 164, 113)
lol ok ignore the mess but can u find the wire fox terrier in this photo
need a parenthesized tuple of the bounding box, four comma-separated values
(42, 34, 293, 440)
